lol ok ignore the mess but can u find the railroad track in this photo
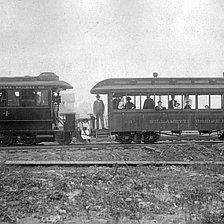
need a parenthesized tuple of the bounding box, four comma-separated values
(1, 140, 223, 166)
(4, 160, 224, 166)
(0, 140, 223, 153)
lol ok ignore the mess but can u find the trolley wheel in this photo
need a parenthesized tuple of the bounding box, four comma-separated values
(143, 132, 160, 144)
(20, 135, 36, 146)
(134, 133, 142, 144)
(0, 135, 13, 146)
(118, 133, 133, 144)
(58, 132, 72, 145)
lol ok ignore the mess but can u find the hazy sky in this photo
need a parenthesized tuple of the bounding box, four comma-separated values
(1, 0, 224, 108)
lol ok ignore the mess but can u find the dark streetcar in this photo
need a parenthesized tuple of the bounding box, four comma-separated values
(91, 77, 224, 143)
(0, 72, 75, 146)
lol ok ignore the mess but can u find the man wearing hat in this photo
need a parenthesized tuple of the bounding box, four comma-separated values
(125, 96, 136, 109)
(155, 101, 166, 110)
(93, 94, 105, 129)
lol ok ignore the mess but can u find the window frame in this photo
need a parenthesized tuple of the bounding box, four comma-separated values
(5, 89, 51, 107)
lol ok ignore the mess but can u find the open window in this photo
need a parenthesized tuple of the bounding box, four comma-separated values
(198, 95, 209, 109)
(0, 90, 7, 107)
(154, 95, 168, 109)
(168, 94, 182, 109)
(20, 89, 49, 107)
(142, 94, 155, 109)
(125, 95, 136, 110)
(8, 90, 20, 107)
(183, 94, 195, 109)
(112, 93, 125, 110)
(36, 90, 49, 106)
(210, 95, 222, 109)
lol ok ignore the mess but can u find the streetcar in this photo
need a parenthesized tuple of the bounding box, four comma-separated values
(91, 75, 224, 143)
(0, 72, 75, 146)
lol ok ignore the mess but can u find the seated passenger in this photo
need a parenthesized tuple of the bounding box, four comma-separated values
(204, 105, 209, 109)
(81, 119, 91, 143)
(184, 101, 191, 109)
(125, 96, 136, 109)
(155, 101, 166, 110)
(143, 95, 155, 109)
(118, 97, 125, 109)
(174, 102, 181, 109)
(184, 94, 192, 107)
(168, 94, 177, 109)
(113, 95, 121, 109)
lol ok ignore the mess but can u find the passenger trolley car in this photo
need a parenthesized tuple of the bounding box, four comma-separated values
(91, 76, 224, 143)
(0, 72, 75, 146)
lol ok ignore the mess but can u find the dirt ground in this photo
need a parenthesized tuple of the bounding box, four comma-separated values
(0, 143, 224, 224)
(1, 142, 224, 162)
(0, 164, 224, 224)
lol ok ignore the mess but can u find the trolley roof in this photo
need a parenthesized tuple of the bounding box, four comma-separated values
(91, 77, 224, 94)
(0, 72, 73, 90)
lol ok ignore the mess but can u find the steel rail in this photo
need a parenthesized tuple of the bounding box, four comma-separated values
(0, 140, 223, 151)
(4, 160, 224, 166)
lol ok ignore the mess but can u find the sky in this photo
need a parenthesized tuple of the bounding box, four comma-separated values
(0, 0, 224, 116)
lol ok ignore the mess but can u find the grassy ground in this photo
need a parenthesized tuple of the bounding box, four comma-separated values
(0, 163, 224, 224)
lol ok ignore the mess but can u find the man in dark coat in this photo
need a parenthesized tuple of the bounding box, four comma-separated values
(143, 95, 155, 109)
(93, 94, 105, 129)
(113, 95, 121, 109)
(168, 94, 177, 109)
(125, 96, 136, 109)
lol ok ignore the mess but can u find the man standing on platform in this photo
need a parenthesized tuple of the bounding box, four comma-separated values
(93, 94, 105, 129)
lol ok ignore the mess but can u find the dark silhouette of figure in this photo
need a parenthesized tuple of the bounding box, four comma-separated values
(125, 97, 136, 109)
(168, 95, 177, 109)
(143, 95, 155, 109)
(184, 101, 191, 109)
(113, 96, 121, 109)
(93, 94, 105, 129)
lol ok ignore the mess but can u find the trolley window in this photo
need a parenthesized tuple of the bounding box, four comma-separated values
(36, 90, 49, 106)
(125, 96, 136, 110)
(20, 89, 49, 107)
(168, 94, 182, 109)
(154, 95, 168, 109)
(0, 90, 7, 107)
(113, 95, 125, 110)
(8, 90, 20, 106)
(198, 95, 209, 109)
(210, 95, 222, 109)
(142, 94, 155, 109)
(183, 94, 195, 109)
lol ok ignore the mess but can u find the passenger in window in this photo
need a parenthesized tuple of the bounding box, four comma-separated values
(155, 101, 166, 110)
(168, 94, 177, 109)
(113, 95, 121, 109)
(143, 95, 155, 109)
(21, 90, 36, 106)
(125, 96, 136, 109)
(174, 102, 181, 109)
(184, 101, 191, 109)
(204, 105, 209, 110)
(0, 91, 6, 107)
(34, 91, 41, 105)
(184, 94, 192, 107)
(118, 97, 125, 109)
